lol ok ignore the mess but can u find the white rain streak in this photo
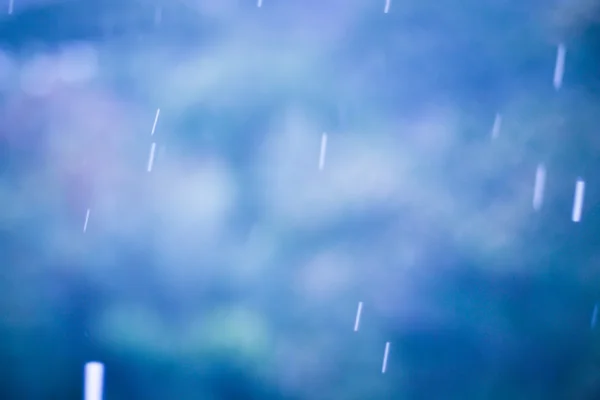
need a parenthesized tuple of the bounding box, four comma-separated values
(572, 179, 585, 223)
(591, 303, 598, 330)
(384, 0, 391, 13)
(257, 0, 262, 7)
(381, 342, 390, 374)
(553, 44, 566, 90)
(147, 142, 156, 172)
(84, 362, 104, 400)
(83, 208, 90, 233)
(533, 164, 546, 211)
(319, 133, 328, 171)
(491, 113, 502, 139)
(353, 301, 363, 332)
(151, 108, 160, 136)
(8, 0, 12, 14)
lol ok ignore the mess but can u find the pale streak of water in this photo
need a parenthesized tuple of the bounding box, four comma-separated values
(353, 301, 363, 332)
(319, 133, 327, 171)
(553, 44, 566, 90)
(84, 362, 104, 400)
(572, 178, 585, 222)
(533, 164, 546, 211)
(83, 208, 90, 232)
(147, 142, 156, 172)
(381, 342, 390, 373)
(151, 108, 160, 136)
(491, 113, 502, 139)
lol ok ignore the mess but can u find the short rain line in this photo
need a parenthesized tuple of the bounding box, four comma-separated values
(553, 43, 566, 90)
(533, 164, 546, 211)
(151, 108, 160, 135)
(83, 208, 90, 233)
(572, 178, 585, 222)
(354, 301, 363, 332)
(319, 133, 327, 171)
(147, 142, 156, 172)
(491, 113, 502, 139)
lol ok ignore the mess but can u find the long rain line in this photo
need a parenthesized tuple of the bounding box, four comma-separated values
(381, 342, 390, 373)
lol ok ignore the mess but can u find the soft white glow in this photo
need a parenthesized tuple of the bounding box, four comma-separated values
(84, 362, 104, 400)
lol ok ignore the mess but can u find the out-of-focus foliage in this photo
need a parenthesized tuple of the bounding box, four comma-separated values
(0, 0, 600, 399)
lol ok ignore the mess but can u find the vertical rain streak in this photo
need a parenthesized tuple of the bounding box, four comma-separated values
(381, 342, 390, 373)
(533, 164, 546, 211)
(83, 208, 90, 232)
(491, 113, 502, 139)
(553, 44, 566, 90)
(147, 142, 156, 172)
(84, 362, 104, 400)
(353, 301, 363, 332)
(384, 0, 391, 13)
(151, 108, 160, 136)
(319, 133, 327, 171)
(572, 179, 585, 222)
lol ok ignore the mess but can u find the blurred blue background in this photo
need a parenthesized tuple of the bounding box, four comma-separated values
(1, 0, 600, 398)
